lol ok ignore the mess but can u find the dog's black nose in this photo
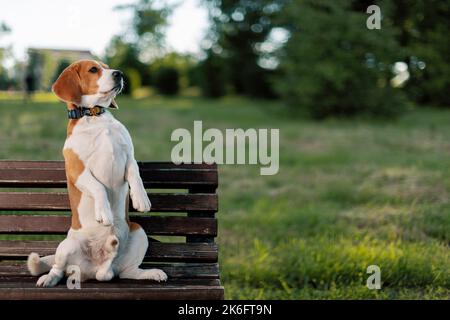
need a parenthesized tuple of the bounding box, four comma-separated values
(112, 71, 123, 80)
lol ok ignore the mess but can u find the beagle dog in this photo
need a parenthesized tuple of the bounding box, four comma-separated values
(27, 60, 167, 287)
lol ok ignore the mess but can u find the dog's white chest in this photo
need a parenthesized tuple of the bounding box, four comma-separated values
(64, 113, 131, 185)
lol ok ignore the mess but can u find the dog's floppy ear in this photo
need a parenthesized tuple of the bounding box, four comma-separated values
(52, 64, 82, 104)
(110, 98, 119, 109)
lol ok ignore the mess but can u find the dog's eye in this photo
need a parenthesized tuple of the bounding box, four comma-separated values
(89, 67, 98, 73)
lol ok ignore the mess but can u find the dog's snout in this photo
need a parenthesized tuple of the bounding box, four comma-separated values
(112, 71, 123, 80)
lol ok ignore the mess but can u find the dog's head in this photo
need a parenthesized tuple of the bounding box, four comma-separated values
(52, 60, 123, 109)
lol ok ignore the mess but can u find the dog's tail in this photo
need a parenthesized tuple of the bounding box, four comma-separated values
(27, 253, 55, 276)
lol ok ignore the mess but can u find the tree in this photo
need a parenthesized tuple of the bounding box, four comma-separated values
(115, 0, 173, 54)
(154, 67, 179, 95)
(0, 22, 11, 90)
(197, 50, 227, 98)
(274, 0, 407, 118)
(104, 36, 147, 94)
(381, 0, 450, 106)
(150, 52, 197, 90)
(104, 0, 174, 94)
(201, 0, 286, 98)
(24, 50, 43, 94)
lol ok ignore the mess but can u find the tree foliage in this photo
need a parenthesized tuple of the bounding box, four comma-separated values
(382, 0, 450, 106)
(104, 36, 148, 94)
(197, 50, 227, 98)
(274, 0, 408, 118)
(104, 0, 174, 94)
(0, 22, 11, 89)
(154, 66, 179, 95)
(200, 0, 286, 98)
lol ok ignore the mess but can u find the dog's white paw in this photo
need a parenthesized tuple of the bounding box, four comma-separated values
(142, 269, 167, 282)
(96, 268, 115, 282)
(95, 203, 114, 226)
(130, 189, 151, 213)
(36, 273, 60, 287)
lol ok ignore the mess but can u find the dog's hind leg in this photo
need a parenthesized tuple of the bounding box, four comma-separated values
(36, 238, 79, 287)
(117, 226, 167, 282)
(27, 253, 55, 276)
(95, 235, 120, 281)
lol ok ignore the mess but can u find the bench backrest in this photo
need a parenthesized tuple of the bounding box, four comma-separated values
(0, 161, 218, 267)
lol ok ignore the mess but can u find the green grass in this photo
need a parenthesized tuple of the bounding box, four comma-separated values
(0, 94, 449, 299)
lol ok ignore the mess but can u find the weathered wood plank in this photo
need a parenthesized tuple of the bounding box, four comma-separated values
(0, 241, 218, 262)
(0, 284, 225, 300)
(0, 277, 221, 287)
(0, 215, 217, 236)
(0, 261, 220, 279)
(0, 161, 217, 170)
(0, 193, 218, 212)
(0, 161, 218, 189)
(187, 187, 217, 243)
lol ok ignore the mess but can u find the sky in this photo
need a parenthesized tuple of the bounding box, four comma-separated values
(0, 0, 209, 61)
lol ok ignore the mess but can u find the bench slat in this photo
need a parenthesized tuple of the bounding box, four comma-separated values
(0, 261, 220, 279)
(0, 277, 221, 287)
(0, 240, 218, 262)
(0, 161, 217, 170)
(0, 161, 218, 189)
(0, 192, 218, 212)
(0, 215, 217, 236)
(0, 283, 224, 300)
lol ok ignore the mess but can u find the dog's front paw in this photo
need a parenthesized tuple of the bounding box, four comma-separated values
(36, 273, 60, 287)
(96, 268, 115, 282)
(142, 269, 167, 282)
(95, 203, 114, 226)
(130, 189, 151, 213)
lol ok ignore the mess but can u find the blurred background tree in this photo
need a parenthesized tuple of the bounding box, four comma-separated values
(200, 0, 286, 98)
(196, 49, 227, 98)
(382, 0, 450, 107)
(154, 66, 179, 95)
(149, 52, 199, 95)
(24, 50, 43, 93)
(273, 0, 408, 118)
(104, 36, 148, 95)
(0, 22, 12, 90)
(104, 0, 174, 95)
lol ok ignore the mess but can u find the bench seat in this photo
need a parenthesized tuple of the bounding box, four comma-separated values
(0, 161, 223, 300)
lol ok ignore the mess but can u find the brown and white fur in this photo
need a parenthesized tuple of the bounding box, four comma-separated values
(27, 60, 167, 287)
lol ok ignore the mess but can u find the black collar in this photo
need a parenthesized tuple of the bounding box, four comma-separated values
(67, 106, 106, 119)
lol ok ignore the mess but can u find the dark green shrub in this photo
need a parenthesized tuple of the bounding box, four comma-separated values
(154, 66, 179, 96)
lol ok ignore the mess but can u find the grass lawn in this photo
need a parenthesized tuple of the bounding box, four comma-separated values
(0, 93, 448, 299)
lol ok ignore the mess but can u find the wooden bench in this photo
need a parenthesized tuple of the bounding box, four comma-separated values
(0, 160, 223, 300)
